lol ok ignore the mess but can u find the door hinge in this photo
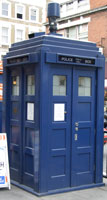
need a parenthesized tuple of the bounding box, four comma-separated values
(94, 164, 96, 171)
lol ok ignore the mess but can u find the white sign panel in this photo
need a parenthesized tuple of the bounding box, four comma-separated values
(27, 103, 34, 121)
(54, 103, 65, 121)
(0, 133, 11, 189)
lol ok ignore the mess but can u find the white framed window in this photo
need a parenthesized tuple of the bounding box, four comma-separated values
(66, 23, 88, 41)
(2, 27, 8, 44)
(66, 1, 73, 11)
(29, 7, 38, 22)
(78, 24, 88, 41)
(16, 29, 23, 42)
(16, 4, 25, 20)
(66, 26, 77, 39)
(1, 24, 11, 45)
(78, 0, 89, 7)
(15, 24, 25, 42)
(1, 1, 11, 17)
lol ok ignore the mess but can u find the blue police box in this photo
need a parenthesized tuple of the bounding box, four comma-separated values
(2, 3, 105, 196)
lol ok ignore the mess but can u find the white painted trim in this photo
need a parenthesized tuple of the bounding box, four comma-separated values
(0, 19, 42, 28)
(57, 17, 90, 30)
(11, 0, 46, 7)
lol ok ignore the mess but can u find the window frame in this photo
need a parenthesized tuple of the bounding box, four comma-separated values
(78, 24, 88, 41)
(15, 24, 25, 42)
(12, 76, 20, 96)
(29, 6, 39, 23)
(26, 75, 35, 96)
(1, 23, 11, 46)
(66, 23, 88, 41)
(15, 4, 25, 20)
(1, 1, 11, 18)
(78, 76, 91, 97)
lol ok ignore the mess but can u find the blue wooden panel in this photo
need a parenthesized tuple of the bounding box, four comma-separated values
(77, 102, 91, 121)
(24, 154, 34, 174)
(71, 68, 96, 187)
(50, 156, 66, 176)
(77, 153, 90, 172)
(25, 128, 35, 148)
(11, 126, 19, 144)
(47, 66, 72, 190)
(78, 128, 91, 147)
(11, 101, 20, 120)
(10, 150, 19, 169)
(51, 129, 66, 149)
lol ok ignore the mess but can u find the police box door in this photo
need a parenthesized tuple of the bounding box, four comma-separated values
(48, 66, 96, 190)
(71, 67, 96, 187)
(9, 67, 35, 188)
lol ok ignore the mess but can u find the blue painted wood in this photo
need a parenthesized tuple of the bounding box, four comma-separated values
(71, 68, 96, 186)
(95, 57, 105, 183)
(2, 33, 105, 195)
(47, 65, 72, 190)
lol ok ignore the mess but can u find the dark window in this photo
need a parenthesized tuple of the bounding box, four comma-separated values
(17, 13, 22, 19)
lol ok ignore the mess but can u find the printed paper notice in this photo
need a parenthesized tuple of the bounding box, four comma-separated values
(27, 103, 34, 121)
(0, 133, 11, 189)
(54, 103, 65, 121)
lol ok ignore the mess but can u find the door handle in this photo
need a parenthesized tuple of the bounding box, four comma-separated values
(75, 122, 79, 127)
(75, 134, 78, 141)
(64, 111, 67, 114)
(75, 127, 78, 131)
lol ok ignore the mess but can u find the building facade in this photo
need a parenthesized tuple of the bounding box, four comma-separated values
(0, 0, 46, 61)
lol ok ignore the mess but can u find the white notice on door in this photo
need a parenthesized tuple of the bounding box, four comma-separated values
(54, 103, 65, 121)
(27, 103, 34, 121)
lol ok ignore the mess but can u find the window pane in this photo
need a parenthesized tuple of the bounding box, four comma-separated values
(2, 27, 8, 43)
(53, 75, 66, 96)
(2, 27, 8, 36)
(17, 5, 23, 13)
(31, 9, 36, 21)
(27, 103, 34, 121)
(17, 5, 23, 19)
(16, 29, 23, 42)
(27, 75, 35, 95)
(12, 76, 19, 96)
(2, 3, 8, 16)
(78, 77, 91, 96)
(67, 27, 77, 39)
(78, 24, 88, 41)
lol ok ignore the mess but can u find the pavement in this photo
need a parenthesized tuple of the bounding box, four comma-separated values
(0, 178, 107, 200)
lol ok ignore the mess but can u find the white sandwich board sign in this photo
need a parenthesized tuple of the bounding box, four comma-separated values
(0, 133, 11, 189)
